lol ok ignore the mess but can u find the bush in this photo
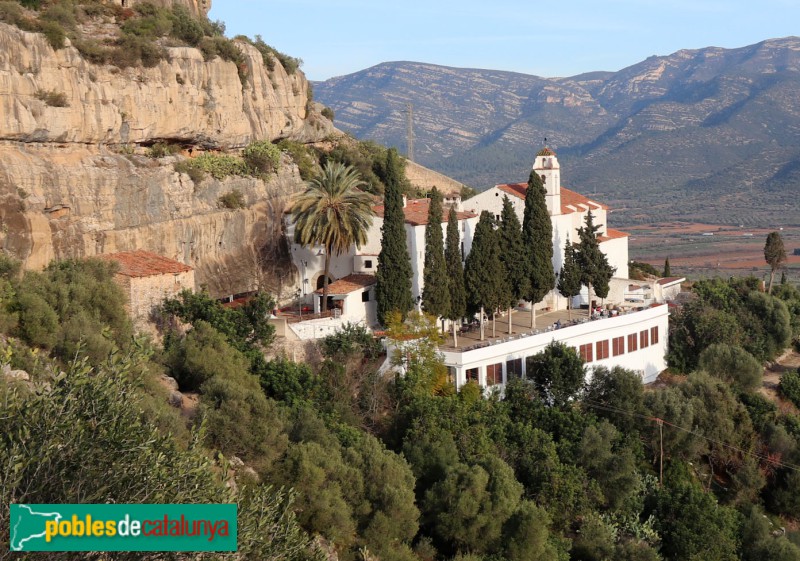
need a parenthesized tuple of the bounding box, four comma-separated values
(247, 34, 302, 74)
(243, 140, 280, 176)
(38, 19, 65, 49)
(320, 323, 383, 359)
(34, 88, 68, 107)
(780, 369, 800, 409)
(321, 106, 335, 121)
(168, 5, 204, 46)
(147, 142, 181, 158)
(219, 189, 246, 209)
(112, 33, 166, 68)
(277, 139, 316, 180)
(698, 343, 762, 393)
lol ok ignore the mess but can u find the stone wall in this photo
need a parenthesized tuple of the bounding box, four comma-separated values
(127, 268, 195, 326)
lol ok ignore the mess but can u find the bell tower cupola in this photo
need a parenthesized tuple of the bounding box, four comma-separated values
(532, 146, 561, 215)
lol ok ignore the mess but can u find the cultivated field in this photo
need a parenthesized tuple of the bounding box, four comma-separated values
(627, 222, 800, 283)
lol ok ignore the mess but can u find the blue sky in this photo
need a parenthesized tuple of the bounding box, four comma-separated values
(210, 1, 799, 81)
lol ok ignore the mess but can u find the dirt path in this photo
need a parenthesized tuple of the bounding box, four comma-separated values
(760, 348, 800, 413)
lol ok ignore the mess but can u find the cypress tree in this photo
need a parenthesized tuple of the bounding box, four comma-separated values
(422, 187, 450, 324)
(764, 231, 787, 294)
(376, 148, 413, 324)
(521, 170, 555, 328)
(557, 236, 581, 320)
(499, 195, 529, 334)
(445, 206, 467, 346)
(465, 211, 508, 340)
(663, 257, 671, 277)
(576, 210, 614, 313)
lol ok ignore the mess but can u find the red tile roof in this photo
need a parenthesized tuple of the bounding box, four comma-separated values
(598, 228, 630, 242)
(656, 277, 684, 286)
(495, 183, 607, 215)
(101, 250, 192, 278)
(315, 274, 376, 295)
(372, 198, 476, 226)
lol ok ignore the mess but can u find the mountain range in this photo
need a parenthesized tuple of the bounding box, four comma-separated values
(314, 37, 800, 226)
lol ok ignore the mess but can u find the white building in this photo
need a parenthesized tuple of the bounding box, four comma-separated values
(287, 197, 478, 325)
(465, 147, 629, 311)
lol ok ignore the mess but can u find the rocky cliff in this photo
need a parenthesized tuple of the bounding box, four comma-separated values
(0, 21, 333, 296)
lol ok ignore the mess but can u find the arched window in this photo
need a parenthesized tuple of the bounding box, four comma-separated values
(541, 174, 546, 184)
(316, 275, 332, 290)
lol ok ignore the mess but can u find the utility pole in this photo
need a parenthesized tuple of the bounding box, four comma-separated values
(403, 103, 414, 161)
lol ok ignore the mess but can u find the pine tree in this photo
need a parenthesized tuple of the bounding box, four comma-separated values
(576, 210, 614, 313)
(445, 206, 467, 346)
(376, 148, 414, 324)
(422, 187, 450, 324)
(764, 231, 787, 294)
(663, 257, 671, 277)
(465, 211, 508, 340)
(499, 195, 529, 334)
(557, 236, 581, 320)
(521, 170, 555, 328)
(780, 270, 787, 285)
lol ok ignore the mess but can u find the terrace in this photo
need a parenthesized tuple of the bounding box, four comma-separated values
(441, 305, 651, 353)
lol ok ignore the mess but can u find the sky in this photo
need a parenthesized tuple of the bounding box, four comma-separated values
(209, 1, 800, 81)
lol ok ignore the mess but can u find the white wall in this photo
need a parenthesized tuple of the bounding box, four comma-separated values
(441, 304, 669, 388)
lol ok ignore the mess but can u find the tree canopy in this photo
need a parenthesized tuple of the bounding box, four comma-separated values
(422, 187, 450, 321)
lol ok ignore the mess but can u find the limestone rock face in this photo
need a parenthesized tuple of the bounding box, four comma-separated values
(0, 22, 333, 297)
(0, 23, 330, 147)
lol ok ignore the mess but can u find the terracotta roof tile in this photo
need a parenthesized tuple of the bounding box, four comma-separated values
(100, 250, 192, 278)
(656, 277, 684, 286)
(495, 183, 608, 215)
(315, 274, 376, 295)
(372, 198, 476, 226)
(598, 228, 629, 242)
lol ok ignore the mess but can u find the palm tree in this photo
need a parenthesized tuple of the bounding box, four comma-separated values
(291, 162, 375, 312)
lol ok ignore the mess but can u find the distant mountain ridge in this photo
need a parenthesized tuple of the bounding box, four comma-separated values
(314, 38, 800, 226)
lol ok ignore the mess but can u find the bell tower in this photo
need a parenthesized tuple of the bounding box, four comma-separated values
(532, 146, 561, 215)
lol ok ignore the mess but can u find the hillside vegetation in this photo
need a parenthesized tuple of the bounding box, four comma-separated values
(2, 255, 800, 560)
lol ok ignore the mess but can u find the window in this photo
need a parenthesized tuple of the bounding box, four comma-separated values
(466, 367, 479, 383)
(612, 336, 625, 356)
(506, 358, 523, 380)
(541, 174, 546, 183)
(596, 340, 609, 360)
(487, 363, 503, 386)
(495, 214, 501, 222)
(628, 333, 638, 352)
(651, 326, 659, 344)
(525, 356, 537, 378)
(579, 343, 593, 363)
(361, 290, 370, 302)
(462, 221, 466, 232)
(640, 329, 649, 349)
(364, 259, 373, 269)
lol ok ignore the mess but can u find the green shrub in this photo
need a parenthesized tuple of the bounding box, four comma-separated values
(34, 89, 69, 107)
(780, 369, 800, 409)
(219, 189, 246, 209)
(246, 34, 301, 74)
(320, 323, 383, 359)
(321, 106, 334, 121)
(243, 140, 280, 175)
(112, 33, 166, 68)
(0, 2, 25, 26)
(174, 159, 206, 183)
(40, 2, 75, 30)
(73, 37, 109, 64)
(38, 19, 65, 49)
(168, 5, 204, 46)
(277, 139, 317, 180)
(191, 152, 249, 179)
(147, 141, 181, 158)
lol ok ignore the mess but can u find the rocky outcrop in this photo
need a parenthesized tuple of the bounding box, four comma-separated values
(0, 21, 332, 296)
(0, 22, 329, 147)
(114, 0, 212, 19)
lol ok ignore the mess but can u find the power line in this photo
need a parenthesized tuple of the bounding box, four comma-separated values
(580, 398, 800, 473)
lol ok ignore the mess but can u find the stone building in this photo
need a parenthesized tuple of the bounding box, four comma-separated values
(101, 250, 194, 326)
